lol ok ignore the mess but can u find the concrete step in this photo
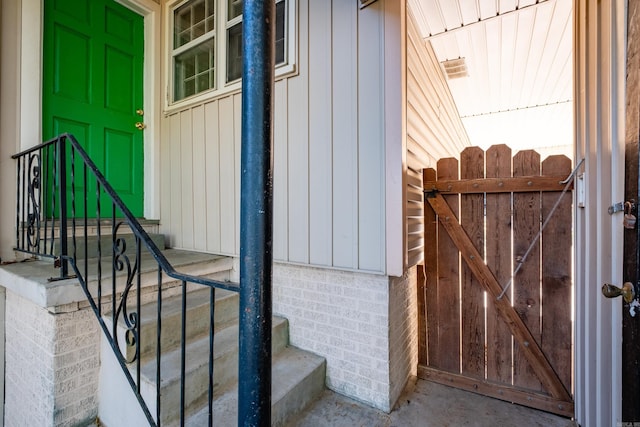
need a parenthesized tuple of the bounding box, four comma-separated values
(75, 249, 235, 311)
(30, 219, 160, 239)
(29, 219, 161, 261)
(138, 317, 291, 426)
(115, 287, 240, 363)
(53, 232, 165, 260)
(183, 347, 326, 427)
(96, 249, 325, 427)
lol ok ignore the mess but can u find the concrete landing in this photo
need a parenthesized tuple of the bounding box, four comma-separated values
(286, 378, 577, 427)
(0, 249, 234, 309)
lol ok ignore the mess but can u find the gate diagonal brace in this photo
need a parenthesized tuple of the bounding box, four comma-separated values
(425, 192, 572, 402)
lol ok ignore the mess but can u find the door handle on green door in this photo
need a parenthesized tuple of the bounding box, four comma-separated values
(135, 122, 146, 130)
(602, 282, 635, 303)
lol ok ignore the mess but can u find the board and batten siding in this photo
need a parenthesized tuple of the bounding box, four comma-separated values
(160, 0, 398, 273)
(405, 7, 471, 267)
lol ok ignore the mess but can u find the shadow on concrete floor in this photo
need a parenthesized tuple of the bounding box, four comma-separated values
(286, 378, 576, 427)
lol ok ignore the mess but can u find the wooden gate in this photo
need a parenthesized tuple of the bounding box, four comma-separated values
(418, 145, 574, 417)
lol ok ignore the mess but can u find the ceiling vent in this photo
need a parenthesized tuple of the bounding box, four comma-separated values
(441, 58, 468, 79)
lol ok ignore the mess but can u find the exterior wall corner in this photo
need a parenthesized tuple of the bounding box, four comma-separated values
(388, 265, 418, 408)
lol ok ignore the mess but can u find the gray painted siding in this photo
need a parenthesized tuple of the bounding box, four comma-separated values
(405, 8, 471, 267)
(160, 0, 391, 273)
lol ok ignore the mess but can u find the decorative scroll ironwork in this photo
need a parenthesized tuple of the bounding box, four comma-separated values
(13, 138, 64, 271)
(112, 221, 140, 364)
(26, 153, 42, 251)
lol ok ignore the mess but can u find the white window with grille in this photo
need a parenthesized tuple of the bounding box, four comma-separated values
(169, 0, 295, 105)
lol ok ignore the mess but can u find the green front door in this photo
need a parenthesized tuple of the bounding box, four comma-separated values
(43, 0, 144, 217)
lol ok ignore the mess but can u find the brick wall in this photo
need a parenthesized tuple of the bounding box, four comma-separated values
(273, 262, 417, 412)
(4, 292, 100, 427)
(2, 261, 417, 424)
(388, 266, 418, 408)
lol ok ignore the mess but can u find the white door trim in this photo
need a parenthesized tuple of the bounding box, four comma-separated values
(117, 0, 161, 219)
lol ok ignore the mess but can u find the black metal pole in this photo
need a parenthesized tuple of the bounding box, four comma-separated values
(238, 1, 274, 426)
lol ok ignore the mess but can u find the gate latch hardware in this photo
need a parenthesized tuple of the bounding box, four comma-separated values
(609, 202, 624, 215)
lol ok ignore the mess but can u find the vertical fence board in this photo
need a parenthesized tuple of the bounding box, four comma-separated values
(460, 147, 485, 378)
(422, 168, 437, 366)
(513, 150, 543, 391)
(436, 157, 460, 373)
(541, 155, 573, 393)
(485, 144, 513, 384)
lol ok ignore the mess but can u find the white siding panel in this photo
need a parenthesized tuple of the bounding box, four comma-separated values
(219, 96, 236, 255)
(180, 110, 195, 249)
(407, 49, 465, 148)
(204, 101, 221, 253)
(478, 0, 495, 20)
(438, 0, 461, 31)
(406, 75, 462, 154)
(406, 135, 436, 168)
(191, 105, 207, 251)
(421, 0, 446, 35)
(511, 7, 535, 107)
(519, 3, 553, 105)
(308, 0, 333, 266)
(358, 2, 385, 272)
(287, 0, 310, 264)
(499, 0, 518, 14)
(459, 0, 479, 26)
(405, 8, 471, 269)
(384, 0, 406, 277)
(485, 19, 501, 113)
(332, 0, 359, 270)
(233, 94, 241, 254)
(407, 11, 470, 158)
(500, 13, 518, 109)
(159, 113, 172, 246)
(273, 80, 289, 261)
(169, 113, 182, 248)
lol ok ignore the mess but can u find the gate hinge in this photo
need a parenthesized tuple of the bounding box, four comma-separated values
(423, 190, 438, 199)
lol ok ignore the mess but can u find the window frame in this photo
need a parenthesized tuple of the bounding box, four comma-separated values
(165, 0, 297, 111)
(172, 0, 216, 101)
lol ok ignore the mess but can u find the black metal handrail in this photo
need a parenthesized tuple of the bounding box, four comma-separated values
(13, 133, 239, 426)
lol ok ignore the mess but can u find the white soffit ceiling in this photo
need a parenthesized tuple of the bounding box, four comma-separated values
(408, 0, 573, 158)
